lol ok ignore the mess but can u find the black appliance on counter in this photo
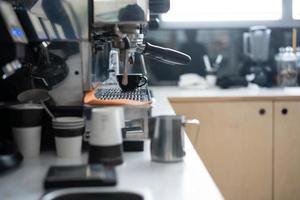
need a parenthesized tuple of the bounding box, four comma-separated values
(242, 26, 276, 87)
(0, 0, 27, 79)
(0, 1, 27, 174)
(0, 139, 23, 175)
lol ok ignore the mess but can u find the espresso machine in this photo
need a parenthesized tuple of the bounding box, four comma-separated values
(0, 0, 190, 106)
(0, 0, 190, 151)
(86, 0, 191, 149)
(87, 0, 190, 107)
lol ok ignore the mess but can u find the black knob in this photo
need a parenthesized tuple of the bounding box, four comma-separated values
(259, 108, 266, 115)
(281, 108, 288, 115)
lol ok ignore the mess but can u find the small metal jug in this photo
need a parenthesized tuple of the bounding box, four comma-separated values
(149, 115, 199, 163)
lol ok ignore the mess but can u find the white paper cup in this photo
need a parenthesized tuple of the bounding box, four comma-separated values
(55, 136, 82, 158)
(12, 127, 41, 158)
(52, 117, 85, 158)
(10, 103, 44, 158)
(88, 107, 124, 165)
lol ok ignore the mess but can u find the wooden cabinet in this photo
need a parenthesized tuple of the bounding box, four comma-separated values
(171, 100, 273, 200)
(274, 101, 300, 200)
(171, 98, 300, 200)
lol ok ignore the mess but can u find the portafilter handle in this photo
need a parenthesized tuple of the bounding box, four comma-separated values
(137, 42, 191, 65)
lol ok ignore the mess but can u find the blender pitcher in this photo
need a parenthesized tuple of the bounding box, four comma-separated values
(243, 26, 271, 62)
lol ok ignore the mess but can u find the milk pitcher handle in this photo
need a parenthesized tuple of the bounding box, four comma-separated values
(183, 119, 201, 141)
(183, 119, 200, 126)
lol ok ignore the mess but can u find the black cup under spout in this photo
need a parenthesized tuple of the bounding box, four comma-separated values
(116, 74, 147, 92)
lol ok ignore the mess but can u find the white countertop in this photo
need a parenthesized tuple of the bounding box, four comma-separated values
(0, 87, 223, 200)
(151, 85, 300, 99)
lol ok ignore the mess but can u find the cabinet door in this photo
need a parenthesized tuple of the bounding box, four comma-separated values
(171, 100, 273, 200)
(274, 101, 300, 200)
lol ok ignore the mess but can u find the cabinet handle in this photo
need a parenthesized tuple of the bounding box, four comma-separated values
(259, 108, 266, 115)
(281, 108, 288, 115)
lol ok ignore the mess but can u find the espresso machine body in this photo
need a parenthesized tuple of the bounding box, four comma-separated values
(3, 0, 174, 106)
(0, 0, 176, 150)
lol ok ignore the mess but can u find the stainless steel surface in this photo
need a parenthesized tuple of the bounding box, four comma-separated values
(12, 0, 151, 106)
(26, 0, 89, 40)
(81, 41, 93, 91)
(123, 105, 151, 138)
(92, 0, 150, 89)
(139, 55, 148, 75)
(122, 50, 130, 86)
(94, 87, 151, 101)
(40, 188, 147, 200)
(123, 127, 145, 140)
(48, 52, 84, 105)
(67, 0, 90, 40)
(149, 115, 186, 163)
(19, 0, 180, 106)
(93, 0, 149, 27)
(12, 0, 91, 105)
(43, 0, 90, 105)
(103, 48, 119, 85)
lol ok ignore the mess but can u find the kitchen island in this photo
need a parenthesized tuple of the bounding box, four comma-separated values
(0, 87, 223, 200)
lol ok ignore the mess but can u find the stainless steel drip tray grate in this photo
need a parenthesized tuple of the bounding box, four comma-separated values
(94, 87, 152, 102)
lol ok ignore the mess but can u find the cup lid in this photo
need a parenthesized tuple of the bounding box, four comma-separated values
(9, 103, 43, 110)
(52, 117, 84, 123)
(52, 122, 85, 126)
(52, 121, 85, 126)
(53, 124, 85, 130)
(52, 117, 85, 129)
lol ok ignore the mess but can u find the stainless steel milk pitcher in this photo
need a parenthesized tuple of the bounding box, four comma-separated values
(149, 115, 199, 163)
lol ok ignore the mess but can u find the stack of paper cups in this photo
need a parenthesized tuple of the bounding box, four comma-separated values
(52, 117, 85, 158)
(88, 107, 124, 165)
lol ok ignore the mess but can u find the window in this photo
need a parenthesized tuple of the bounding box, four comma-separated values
(162, 0, 282, 22)
(293, 0, 300, 19)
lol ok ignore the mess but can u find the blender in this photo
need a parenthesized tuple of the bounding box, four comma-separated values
(243, 26, 273, 86)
